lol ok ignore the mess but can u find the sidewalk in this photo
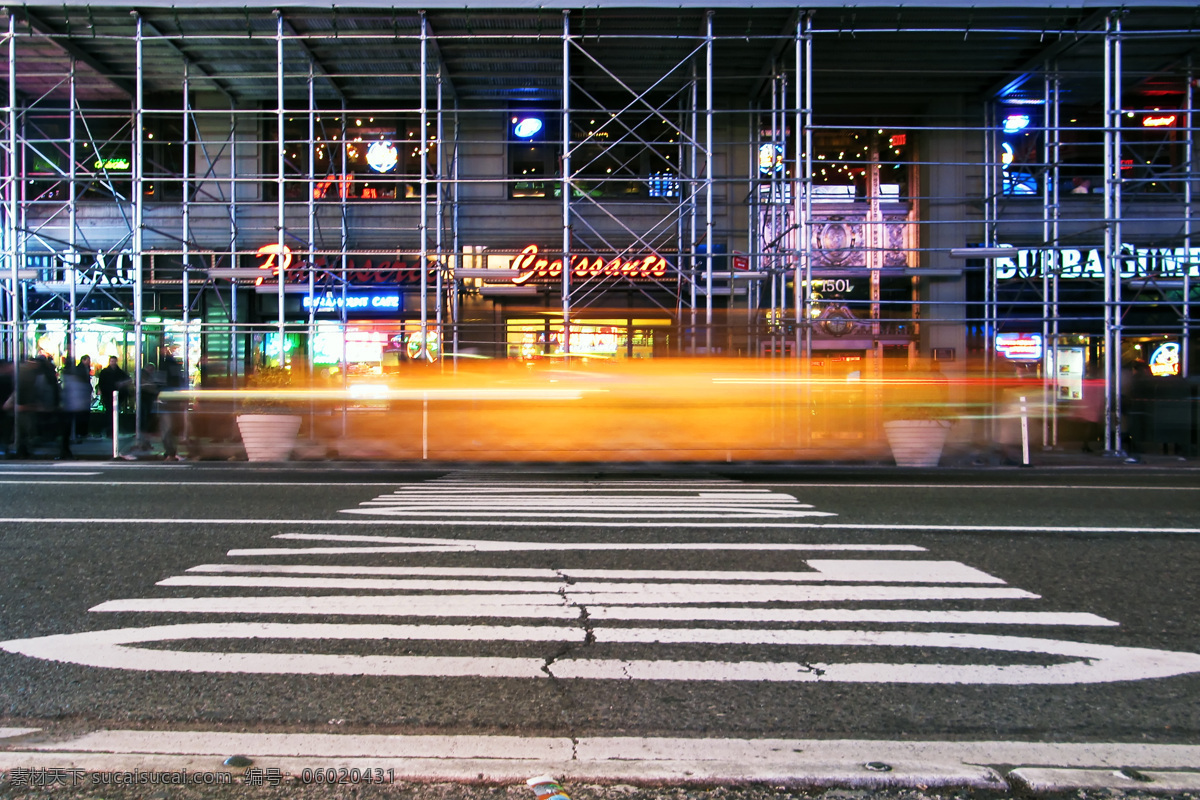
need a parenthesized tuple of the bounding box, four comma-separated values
(6, 433, 1196, 469)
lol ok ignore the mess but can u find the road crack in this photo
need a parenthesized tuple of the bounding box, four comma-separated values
(539, 570, 597, 760)
(797, 660, 826, 677)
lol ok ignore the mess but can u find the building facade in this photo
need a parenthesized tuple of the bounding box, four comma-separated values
(2, 1, 1197, 452)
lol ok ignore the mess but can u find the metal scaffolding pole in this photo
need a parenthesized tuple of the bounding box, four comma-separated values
(1042, 63, 1061, 448)
(1102, 12, 1122, 456)
(435, 64, 444, 346)
(1185, 60, 1194, 379)
(561, 10, 572, 355)
(419, 12, 429, 361)
(275, 9, 287, 367)
(985, 102, 997, 380)
(181, 61, 192, 442)
(777, 70, 787, 354)
(338, 102, 348, 433)
(6, 12, 20, 438)
(770, 76, 779, 358)
(797, 14, 814, 368)
(703, 11, 713, 352)
(1050, 64, 1062, 447)
(689, 64, 698, 352)
(67, 58, 77, 362)
(306, 60, 316, 380)
(131, 12, 145, 447)
(228, 98, 239, 388)
(1112, 15, 1125, 457)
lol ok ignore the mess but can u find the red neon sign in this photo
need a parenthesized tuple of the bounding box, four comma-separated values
(1142, 114, 1177, 128)
(510, 244, 670, 285)
(254, 244, 293, 285)
(253, 246, 437, 286)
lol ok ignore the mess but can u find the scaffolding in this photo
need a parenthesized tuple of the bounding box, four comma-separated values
(0, 4, 1197, 456)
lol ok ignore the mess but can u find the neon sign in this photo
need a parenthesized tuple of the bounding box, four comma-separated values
(510, 244, 670, 285)
(254, 244, 293, 285)
(996, 332, 1043, 361)
(93, 158, 130, 171)
(758, 144, 784, 175)
(302, 293, 400, 311)
(250, 245, 439, 286)
(1002, 114, 1030, 134)
(1142, 114, 1177, 128)
(512, 117, 544, 139)
(989, 245, 1200, 281)
(1149, 342, 1180, 377)
(366, 141, 398, 172)
(407, 329, 441, 361)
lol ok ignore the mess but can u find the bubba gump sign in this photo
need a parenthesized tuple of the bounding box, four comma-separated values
(510, 244, 670, 285)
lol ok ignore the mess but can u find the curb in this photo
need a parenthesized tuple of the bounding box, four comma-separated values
(4, 731, 1200, 794)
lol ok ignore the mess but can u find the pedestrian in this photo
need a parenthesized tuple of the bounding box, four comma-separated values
(1119, 359, 1152, 463)
(12, 357, 43, 458)
(159, 352, 185, 460)
(33, 355, 60, 445)
(97, 356, 131, 441)
(59, 357, 91, 459)
(136, 363, 160, 450)
(74, 354, 93, 441)
(0, 359, 13, 457)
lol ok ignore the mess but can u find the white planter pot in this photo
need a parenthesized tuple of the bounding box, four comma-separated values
(883, 419, 952, 467)
(236, 414, 302, 462)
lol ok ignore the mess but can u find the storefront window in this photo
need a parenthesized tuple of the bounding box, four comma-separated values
(508, 106, 559, 199)
(507, 318, 669, 360)
(24, 108, 183, 204)
(800, 128, 910, 203)
(304, 321, 442, 379)
(273, 112, 433, 201)
(567, 111, 680, 200)
(1003, 101, 1187, 198)
(506, 103, 682, 201)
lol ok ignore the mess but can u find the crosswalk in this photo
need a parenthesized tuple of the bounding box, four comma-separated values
(4, 477, 1200, 686)
(340, 478, 836, 521)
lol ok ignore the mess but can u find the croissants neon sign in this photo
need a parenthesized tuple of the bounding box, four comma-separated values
(510, 244, 669, 285)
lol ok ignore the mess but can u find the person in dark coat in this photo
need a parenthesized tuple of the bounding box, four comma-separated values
(59, 357, 92, 459)
(33, 355, 60, 444)
(73, 354, 94, 441)
(0, 360, 13, 456)
(97, 356, 131, 440)
(158, 353, 185, 459)
(13, 358, 43, 457)
(137, 363, 160, 446)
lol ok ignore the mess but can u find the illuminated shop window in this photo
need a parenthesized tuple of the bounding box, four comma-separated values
(273, 112, 432, 202)
(24, 107, 183, 203)
(803, 129, 910, 203)
(1001, 98, 1187, 198)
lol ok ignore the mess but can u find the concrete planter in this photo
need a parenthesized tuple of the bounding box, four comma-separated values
(236, 414, 302, 462)
(883, 419, 952, 467)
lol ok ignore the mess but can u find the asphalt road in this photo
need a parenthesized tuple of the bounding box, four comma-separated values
(0, 462, 1198, 798)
